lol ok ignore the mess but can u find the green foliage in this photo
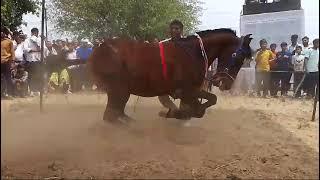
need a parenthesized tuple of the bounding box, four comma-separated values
(1, 0, 39, 31)
(49, 0, 203, 40)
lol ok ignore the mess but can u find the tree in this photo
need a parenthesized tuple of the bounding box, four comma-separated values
(1, 0, 39, 31)
(49, 0, 203, 40)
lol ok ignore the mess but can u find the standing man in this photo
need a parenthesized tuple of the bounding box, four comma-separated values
(255, 39, 274, 97)
(292, 46, 305, 98)
(273, 42, 292, 96)
(269, 43, 278, 96)
(304, 38, 319, 98)
(14, 34, 26, 65)
(24, 27, 45, 96)
(301, 36, 311, 54)
(45, 41, 58, 56)
(288, 34, 302, 55)
(76, 39, 93, 90)
(76, 39, 92, 62)
(1, 26, 15, 99)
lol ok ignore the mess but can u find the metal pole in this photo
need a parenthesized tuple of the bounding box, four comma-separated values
(293, 73, 306, 97)
(45, 8, 48, 39)
(40, 0, 45, 112)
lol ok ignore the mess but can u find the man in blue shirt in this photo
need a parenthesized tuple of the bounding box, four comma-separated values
(76, 40, 92, 62)
(273, 42, 292, 96)
(75, 40, 93, 90)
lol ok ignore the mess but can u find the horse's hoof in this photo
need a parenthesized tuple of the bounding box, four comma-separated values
(117, 117, 130, 125)
(120, 115, 135, 123)
(158, 110, 167, 118)
(175, 113, 191, 120)
(180, 116, 191, 120)
(192, 108, 206, 118)
(104, 118, 128, 127)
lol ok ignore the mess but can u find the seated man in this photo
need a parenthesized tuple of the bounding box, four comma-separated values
(48, 59, 71, 94)
(11, 64, 28, 97)
(48, 68, 71, 94)
(158, 20, 205, 119)
(158, 20, 185, 113)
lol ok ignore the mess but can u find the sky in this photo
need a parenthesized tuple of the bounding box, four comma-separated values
(22, 0, 319, 40)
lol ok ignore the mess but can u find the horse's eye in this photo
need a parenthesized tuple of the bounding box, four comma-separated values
(232, 53, 237, 57)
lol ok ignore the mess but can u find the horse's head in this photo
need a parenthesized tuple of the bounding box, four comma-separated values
(211, 34, 253, 90)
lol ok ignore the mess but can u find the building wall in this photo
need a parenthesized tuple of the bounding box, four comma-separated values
(240, 10, 305, 50)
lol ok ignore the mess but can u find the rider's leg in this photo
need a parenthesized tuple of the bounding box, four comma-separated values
(158, 95, 178, 110)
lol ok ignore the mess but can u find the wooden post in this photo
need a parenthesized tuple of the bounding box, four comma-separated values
(311, 84, 319, 121)
(40, 0, 45, 112)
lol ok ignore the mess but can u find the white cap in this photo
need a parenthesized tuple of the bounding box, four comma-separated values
(81, 39, 89, 43)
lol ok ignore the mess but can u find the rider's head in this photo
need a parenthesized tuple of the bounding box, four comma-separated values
(169, 19, 183, 40)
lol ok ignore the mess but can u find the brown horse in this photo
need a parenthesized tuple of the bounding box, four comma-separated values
(88, 29, 252, 123)
(158, 34, 253, 116)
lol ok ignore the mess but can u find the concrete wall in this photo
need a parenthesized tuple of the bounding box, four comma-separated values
(240, 10, 305, 50)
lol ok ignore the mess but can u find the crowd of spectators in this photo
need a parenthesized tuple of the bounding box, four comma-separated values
(251, 34, 319, 99)
(1, 26, 101, 100)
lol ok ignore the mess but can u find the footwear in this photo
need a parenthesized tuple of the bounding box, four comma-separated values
(30, 91, 34, 97)
(29, 91, 40, 97)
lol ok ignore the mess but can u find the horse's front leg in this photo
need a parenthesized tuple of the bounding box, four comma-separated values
(198, 90, 217, 109)
(164, 90, 200, 120)
(190, 90, 217, 118)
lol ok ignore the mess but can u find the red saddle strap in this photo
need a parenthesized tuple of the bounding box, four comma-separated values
(159, 42, 168, 80)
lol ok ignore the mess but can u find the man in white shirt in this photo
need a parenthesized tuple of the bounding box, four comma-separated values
(12, 31, 20, 50)
(301, 36, 311, 54)
(302, 36, 311, 48)
(292, 46, 305, 97)
(304, 38, 319, 98)
(14, 34, 26, 65)
(45, 41, 58, 56)
(23, 28, 46, 96)
(66, 42, 77, 61)
(288, 34, 302, 55)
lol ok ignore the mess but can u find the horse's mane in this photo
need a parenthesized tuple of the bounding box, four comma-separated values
(182, 28, 237, 41)
(100, 28, 237, 46)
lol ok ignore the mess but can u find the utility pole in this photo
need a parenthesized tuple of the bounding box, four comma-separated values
(40, 0, 45, 112)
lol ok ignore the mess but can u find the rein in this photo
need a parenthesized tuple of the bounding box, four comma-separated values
(194, 33, 209, 79)
(194, 33, 235, 88)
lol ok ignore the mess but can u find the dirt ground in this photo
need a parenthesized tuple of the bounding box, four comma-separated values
(1, 91, 319, 179)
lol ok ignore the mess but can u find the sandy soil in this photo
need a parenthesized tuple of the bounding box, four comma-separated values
(1, 91, 319, 179)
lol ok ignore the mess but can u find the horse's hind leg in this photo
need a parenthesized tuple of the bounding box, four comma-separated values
(103, 83, 130, 124)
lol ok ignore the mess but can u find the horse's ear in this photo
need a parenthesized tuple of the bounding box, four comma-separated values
(244, 34, 253, 43)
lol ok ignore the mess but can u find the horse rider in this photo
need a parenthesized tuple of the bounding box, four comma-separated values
(158, 20, 189, 115)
